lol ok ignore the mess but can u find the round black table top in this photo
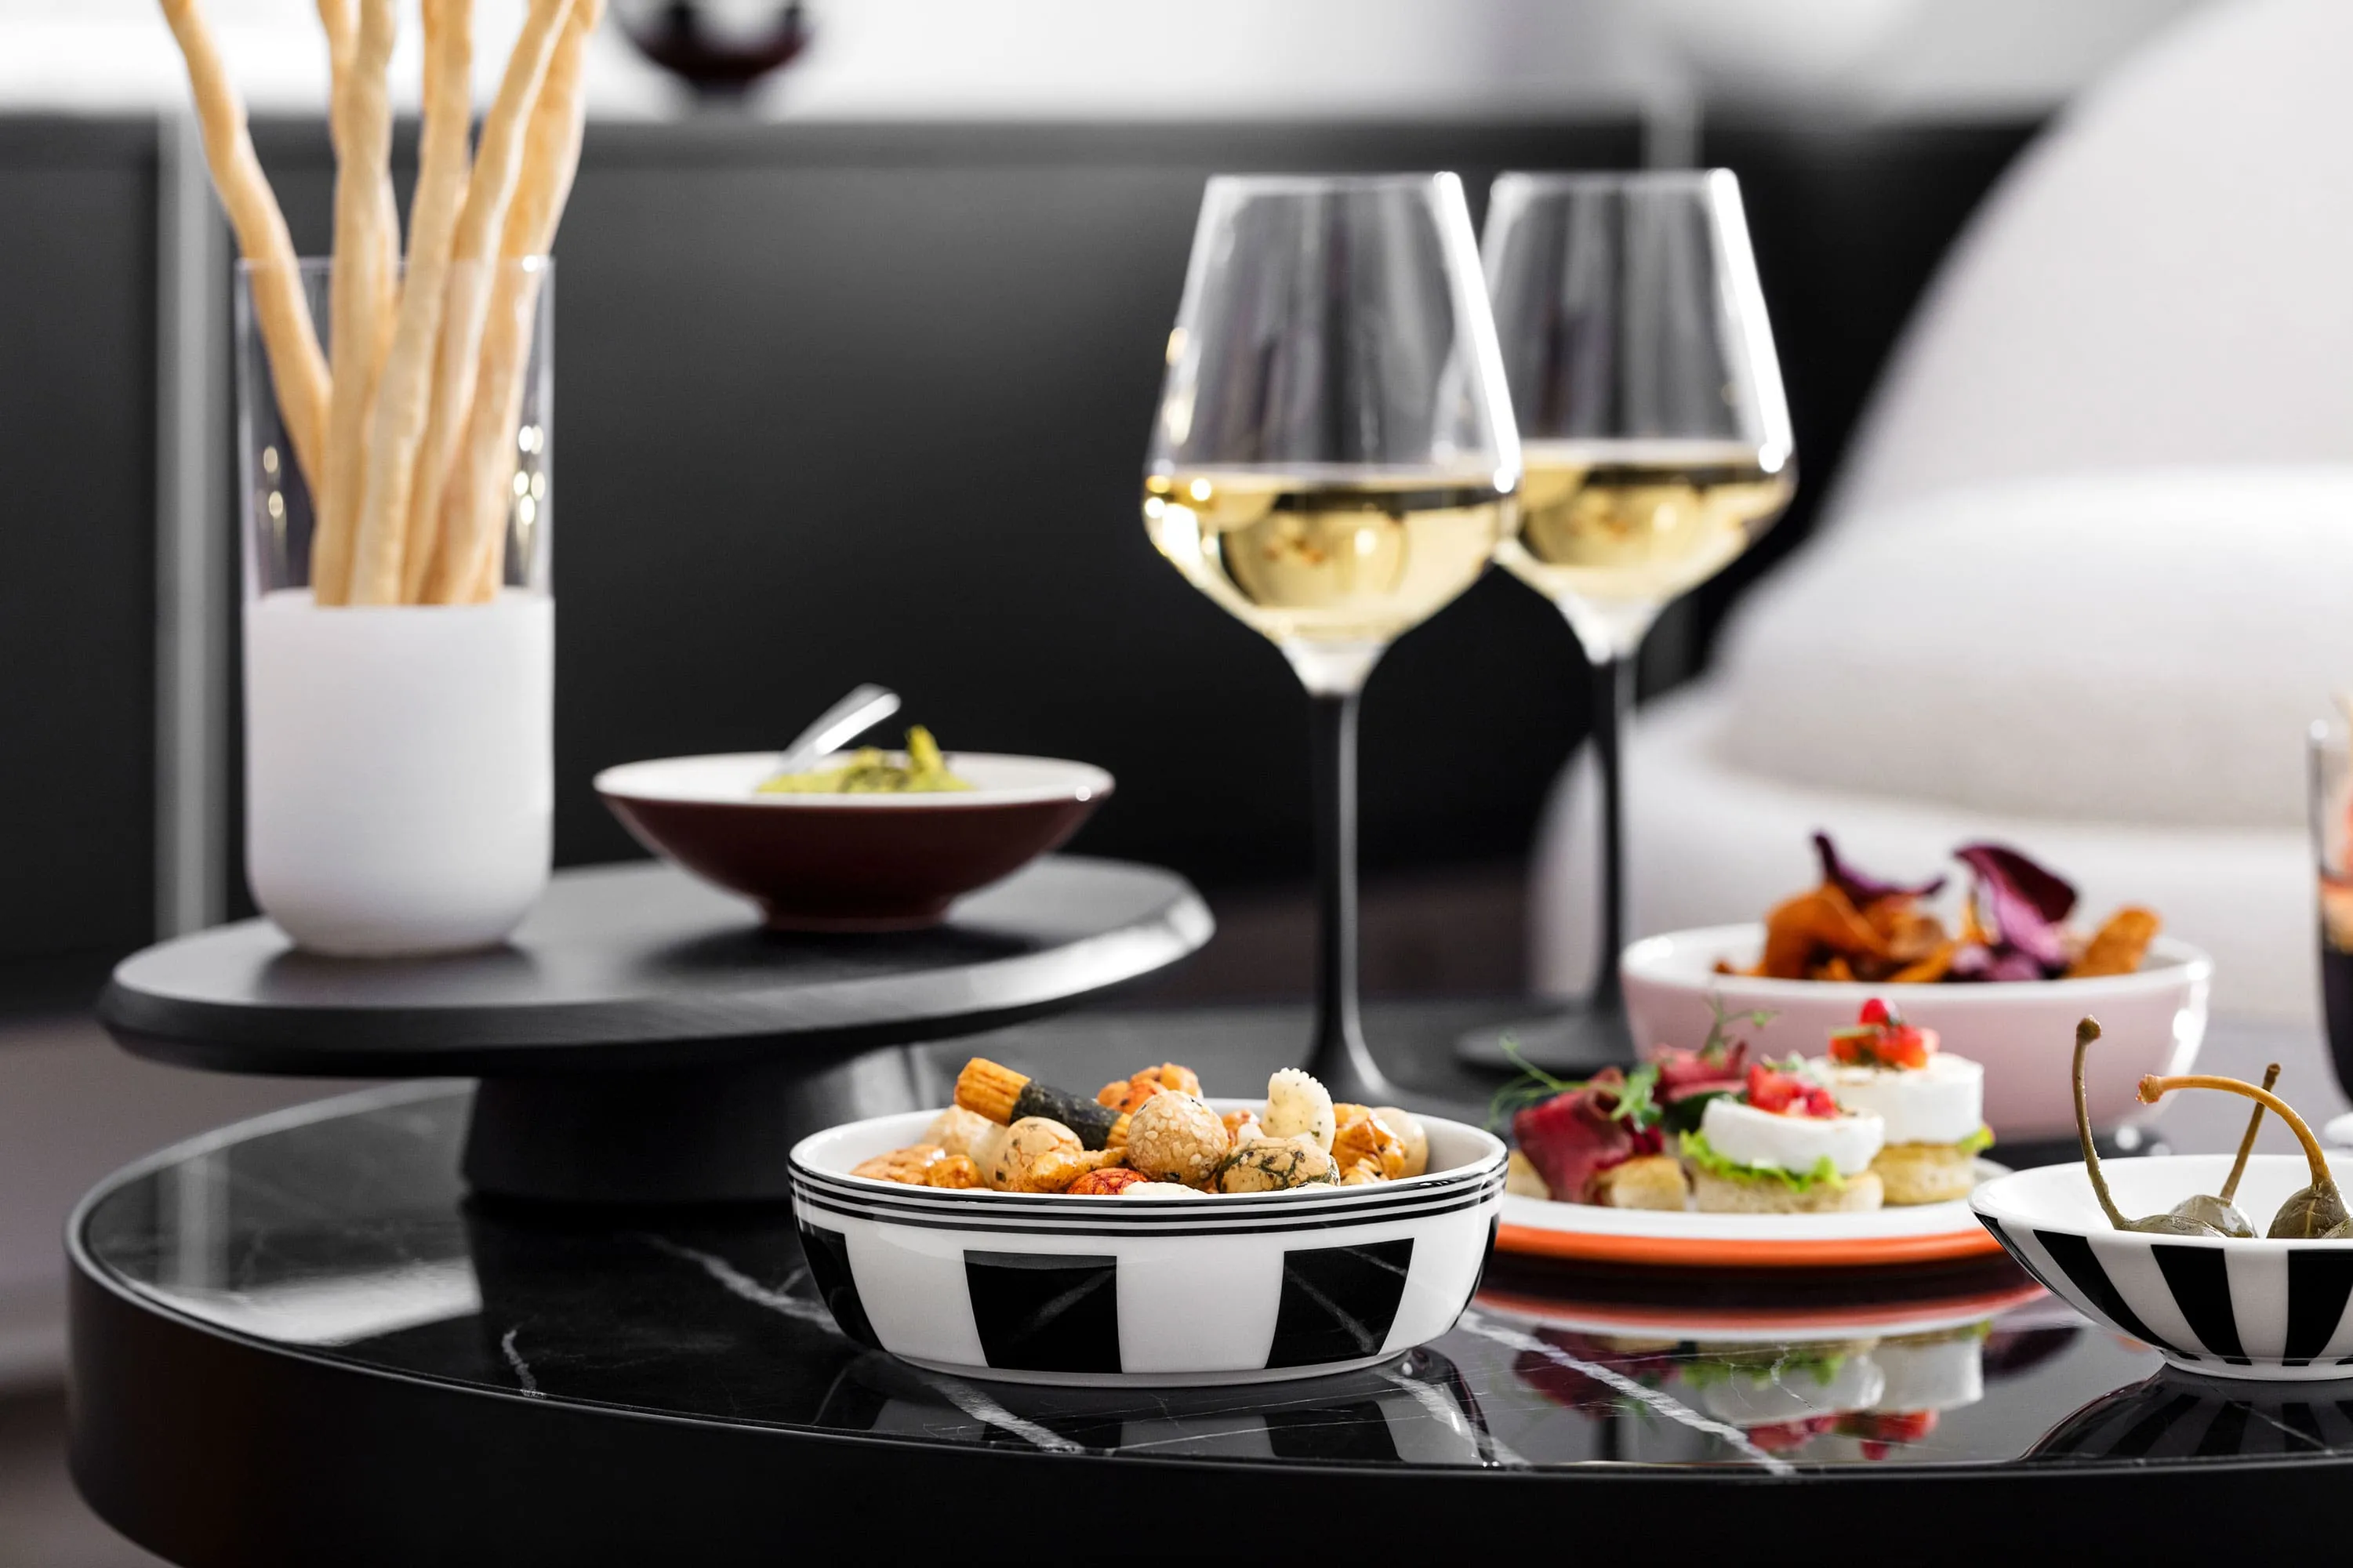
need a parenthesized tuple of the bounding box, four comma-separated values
(96, 856, 1212, 1076)
(68, 1005, 2353, 1563)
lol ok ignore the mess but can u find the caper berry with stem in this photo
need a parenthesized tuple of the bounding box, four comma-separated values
(2073, 1018, 2226, 1237)
(2137, 1068, 2351, 1239)
(2166, 1062, 2279, 1239)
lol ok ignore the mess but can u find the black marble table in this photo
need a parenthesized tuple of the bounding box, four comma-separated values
(68, 1005, 2353, 1563)
(96, 858, 1211, 1203)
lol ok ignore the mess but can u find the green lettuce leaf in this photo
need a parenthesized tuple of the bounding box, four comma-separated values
(1679, 1131, 1845, 1192)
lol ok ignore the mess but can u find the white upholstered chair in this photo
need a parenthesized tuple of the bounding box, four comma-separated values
(1530, 0, 2353, 1024)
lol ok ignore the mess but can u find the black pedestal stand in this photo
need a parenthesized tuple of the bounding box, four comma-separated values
(97, 858, 1212, 1204)
(461, 1045, 942, 1204)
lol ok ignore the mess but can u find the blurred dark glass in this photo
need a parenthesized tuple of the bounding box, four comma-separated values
(612, 1, 813, 96)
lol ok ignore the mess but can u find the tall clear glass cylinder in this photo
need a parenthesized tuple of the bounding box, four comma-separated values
(234, 257, 556, 956)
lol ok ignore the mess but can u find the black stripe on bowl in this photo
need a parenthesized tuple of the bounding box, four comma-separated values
(791, 1165, 1504, 1206)
(1462, 1215, 1500, 1318)
(796, 1222, 880, 1349)
(791, 1184, 1499, 1239)
(1265, 1238, 1414, 1369)
(788, 1178, 1502, 1227)
(1976, 1215, 2050, 1291)
(793, 1168, 1509, 1220)
(2032, 1228, 2197, 1360)
(2150, 1243, 2245, 1363)
(964, 1251, 1121, 1374)
(2285, 1248, 2353, 1365)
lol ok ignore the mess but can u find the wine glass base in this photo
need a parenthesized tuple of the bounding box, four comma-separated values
(1303, 1036, 1487, 1128)
(1453, 1004, 1632, 1076)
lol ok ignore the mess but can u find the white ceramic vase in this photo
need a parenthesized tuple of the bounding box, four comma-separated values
(244, 590, 554, 956)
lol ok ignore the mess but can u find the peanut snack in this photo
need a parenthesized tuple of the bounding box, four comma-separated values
(845, 1065, 1434, 1201)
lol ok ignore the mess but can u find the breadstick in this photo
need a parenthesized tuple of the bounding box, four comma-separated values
(157, 0, 329, 492)
(434, 0, 599, 603)
(343, 0, 473, 604)
(314, 0, 351, 105)
(314, 0, 395, 325)
(398, 0, 575, 603)
(312, 0, 397, 605)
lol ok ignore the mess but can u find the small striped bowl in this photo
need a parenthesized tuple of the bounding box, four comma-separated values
(1974, 1154, 2353, 1381)
(790, 1105, 1507, 1387)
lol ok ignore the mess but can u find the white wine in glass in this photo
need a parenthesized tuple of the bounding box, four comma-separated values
(1498, 437, 1795, 659)
(1466, 170, 1795, 1072)
(1145, 467, 1510, 651)
(1145, 174, 1520, 1105)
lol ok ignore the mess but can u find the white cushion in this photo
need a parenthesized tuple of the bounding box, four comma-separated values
(1829, 0, 2353, 521)
(1712, 468, 2353, 830)
(1531, 684, 2311, 1023)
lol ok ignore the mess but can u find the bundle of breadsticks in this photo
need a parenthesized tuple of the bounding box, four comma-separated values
(157, 0, 601, 605)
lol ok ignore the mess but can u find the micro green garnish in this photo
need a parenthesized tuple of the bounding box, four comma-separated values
(1700, 993, 1776, 1060)
(1486, 996, 1773, 1134)
(1487, 1033, 1581, 1130)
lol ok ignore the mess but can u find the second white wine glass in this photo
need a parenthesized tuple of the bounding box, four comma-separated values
(1465, 169, 1795, 1071)
(1145, 172, 1520, 1105)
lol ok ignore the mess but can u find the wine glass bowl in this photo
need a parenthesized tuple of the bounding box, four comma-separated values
(1482, 169, 1794, 662)
(1143, 174, 1520, 1104)
(1146, 174, 1519, 696)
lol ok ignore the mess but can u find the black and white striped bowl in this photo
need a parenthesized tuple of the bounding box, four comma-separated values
(789, 1105, 1508, 1387)
(1974, 1155, 2353, 1381)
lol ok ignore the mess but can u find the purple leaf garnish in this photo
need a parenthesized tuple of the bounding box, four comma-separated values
(1954, 843, 2076, 972)
(1811, 831, 1945, 905)
(1948, 944, 2046, 982)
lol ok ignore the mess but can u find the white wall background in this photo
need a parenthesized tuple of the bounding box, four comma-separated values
(0, 0, 2211, 122)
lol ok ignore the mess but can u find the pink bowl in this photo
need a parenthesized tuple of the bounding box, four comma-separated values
(1621, 923, 2211, 1141)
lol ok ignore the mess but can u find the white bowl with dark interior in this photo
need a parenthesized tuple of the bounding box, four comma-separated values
(1622, 923, 2211, 1141)
(1974, 1154, 2353, 1381)
(789, 1104, 1507, 1387)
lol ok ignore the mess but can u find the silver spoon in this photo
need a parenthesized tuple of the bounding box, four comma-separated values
(774, 684, 901, 775)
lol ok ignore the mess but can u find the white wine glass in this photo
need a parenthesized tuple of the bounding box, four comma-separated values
(1145, 173, 1520, 1105)
(1465, 169, 1795, 1072)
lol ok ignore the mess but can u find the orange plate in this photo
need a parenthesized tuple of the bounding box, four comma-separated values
(1494, 1221, 2006, 1269)
(1475, 1276, 2046, 1334)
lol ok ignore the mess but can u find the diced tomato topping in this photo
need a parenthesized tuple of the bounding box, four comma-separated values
(1838, 1409, 1938, 1447)
(1745, 1062, 1838, 1117)
(1828, 1001, 1937, 1069)
(1871, 1410, 1938, 1443)
(1745, 1417, 1837, 1453)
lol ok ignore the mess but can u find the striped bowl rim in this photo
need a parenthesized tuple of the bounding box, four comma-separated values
(790, 1104, 1507, 1222)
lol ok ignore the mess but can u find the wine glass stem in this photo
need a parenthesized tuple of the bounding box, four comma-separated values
(1305, 689, 1395, 1105)
(1589, 654, 1636, 1018)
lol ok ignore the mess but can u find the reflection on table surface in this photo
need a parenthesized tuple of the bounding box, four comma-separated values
(77, 1076, 2353, 1475)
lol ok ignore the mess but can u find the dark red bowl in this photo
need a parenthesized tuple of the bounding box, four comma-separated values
(594, 752, 1113, 931)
